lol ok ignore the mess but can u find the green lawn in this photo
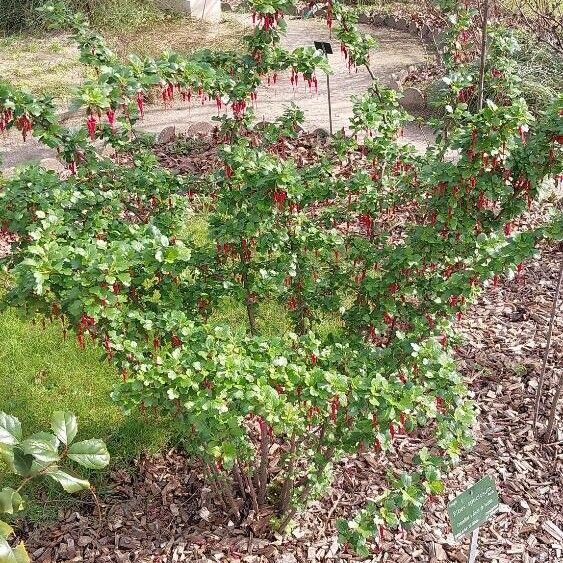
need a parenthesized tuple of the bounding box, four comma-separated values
(0, 304, 175, 468)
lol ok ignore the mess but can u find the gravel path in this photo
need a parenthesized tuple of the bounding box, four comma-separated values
(0, 17, 435, 170)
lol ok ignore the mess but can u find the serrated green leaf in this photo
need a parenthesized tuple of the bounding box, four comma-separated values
(21, 432, 59, 463)
(51, 412, 78, 446)
(46, 469, 91, 493)
(0, 414, 21, 447)
(0, 489, 23, 515)
(68, 439, 110, 469)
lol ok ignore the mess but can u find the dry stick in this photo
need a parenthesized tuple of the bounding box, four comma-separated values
(477, 0, 491, 111)
(533, 259, 563, 436)
(545, 366, 563, 442)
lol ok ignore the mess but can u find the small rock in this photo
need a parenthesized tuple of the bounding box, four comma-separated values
(384, 14, 397, 28)
(312, 127, 329, 139)
(358, 13, 369, 24)
(220, 2, 232, 11)
(373, 14, 386, 26)
(400, 87, 426, 111)
(408, 20, 419, 34)
(187, 121, 214, 137)
(40, 157, 66, 173)
(421, 23, 432, 38)
(157, 126, 176, 144)
(396, 17, 409, 31)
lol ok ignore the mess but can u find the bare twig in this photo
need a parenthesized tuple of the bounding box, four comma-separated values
(477, 0, 491, 111)
(545, 369, 563, 442)
(533, 259, 563, 436)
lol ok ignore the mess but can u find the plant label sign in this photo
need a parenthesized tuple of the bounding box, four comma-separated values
(448, 475, 500, 540)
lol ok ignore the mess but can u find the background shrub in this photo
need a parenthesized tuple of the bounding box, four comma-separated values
(0, 0, 170, 34)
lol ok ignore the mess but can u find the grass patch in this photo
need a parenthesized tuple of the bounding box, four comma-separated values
(0, 15, 247, 103)
(0, 33, 85, 102)
(107, 15, 247, 59)
(0, 305, 174, 470)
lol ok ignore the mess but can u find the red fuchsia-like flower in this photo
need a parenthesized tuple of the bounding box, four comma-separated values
(136, 91, 145, 119)
(86, 113, 97, 140)
(383, 312, 394, 326)
(106, 108, 116, 129)
(15, 113, 33, 141)
(330, 396, 339, 422)
(272, 189, 287, 208)
(171, 335, 182, 348)
(310, 353, 318, 366)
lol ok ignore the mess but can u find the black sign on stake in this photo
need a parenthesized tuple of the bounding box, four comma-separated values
(313, 41, 333, 135)
(314, 41, 333, 55)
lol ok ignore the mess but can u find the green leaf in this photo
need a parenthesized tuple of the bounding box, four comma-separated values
(68, 439, 110, 469)
(46, 469, 91, 493)
(11, 449, 33, 478)
(0, 521, 13, 539)
(0, 540, 30, 563)
(0, 489, 23, 515)
(0, 414, 21, 447)
(21, 432, 59, 463)
(0, 536, 17, 563)
(51, 412, 78, 446)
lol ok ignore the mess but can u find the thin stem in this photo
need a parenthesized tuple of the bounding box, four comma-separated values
(239, 238, 258, 335)
(90, 486, 102, 529)
(477, 0, 490, 111)
(279, 433, 297, 515)
(544, 369, 563, 443)
(533, 259, 563, 435)
(257, 420, 270, 506)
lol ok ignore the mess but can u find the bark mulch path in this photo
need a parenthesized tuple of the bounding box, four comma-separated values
(17, 198, 563, 561)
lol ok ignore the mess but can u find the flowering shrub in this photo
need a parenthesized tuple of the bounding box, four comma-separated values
(0, 411, 109, 560)
(0, 0, 562, 554)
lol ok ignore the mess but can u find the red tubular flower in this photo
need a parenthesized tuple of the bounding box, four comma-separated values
(106, 108, 116, 129)
(136, 91, 145, 119)
(86, 113, 97, 140)
(16, 114, 32, 140)
(273, 189, 287, 208)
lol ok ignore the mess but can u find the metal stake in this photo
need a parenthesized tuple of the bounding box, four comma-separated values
(326, 71, 333, 136)
(468, 528, 479, 563)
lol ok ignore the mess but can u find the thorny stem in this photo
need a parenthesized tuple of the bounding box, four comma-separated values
(533, 258, 563, 436)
